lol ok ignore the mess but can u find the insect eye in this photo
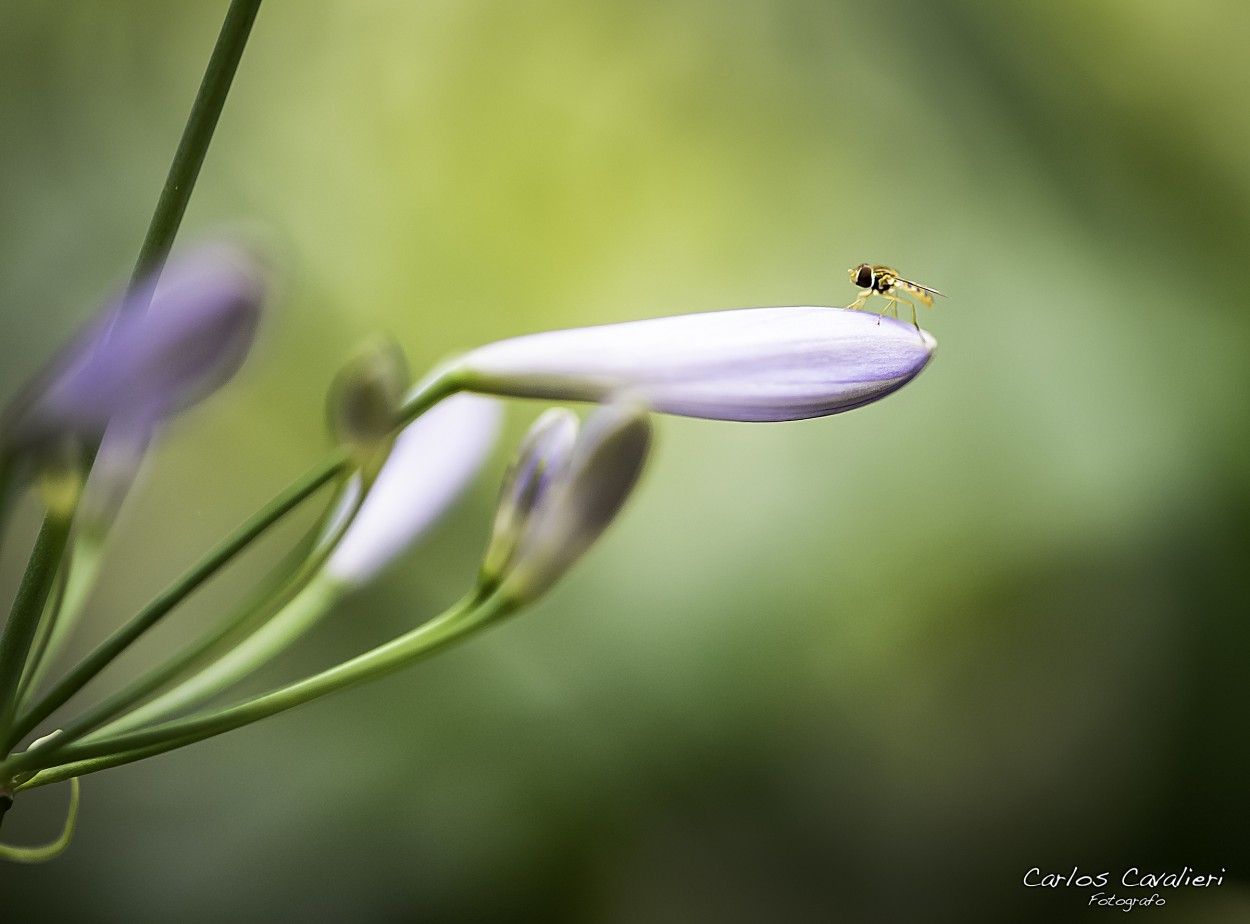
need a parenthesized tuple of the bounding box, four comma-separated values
(854, 264, 873, 288)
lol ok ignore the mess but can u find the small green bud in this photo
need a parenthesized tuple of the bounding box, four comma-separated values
(327, 337, 409, 470)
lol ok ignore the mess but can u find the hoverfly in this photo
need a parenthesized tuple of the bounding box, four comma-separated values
(847, 263, 944, 329)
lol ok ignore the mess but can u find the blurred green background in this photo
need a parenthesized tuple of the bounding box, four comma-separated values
(3, 1, 1250, 921)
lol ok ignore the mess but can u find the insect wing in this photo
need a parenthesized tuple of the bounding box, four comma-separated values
(898, 278, 943, 297)
(894, 277, 944, 306)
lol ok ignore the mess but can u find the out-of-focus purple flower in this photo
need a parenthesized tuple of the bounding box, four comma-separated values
(495, 402, 651, 605)
(325, 394, 503, 586)
(1, 242, 267, 450)
(478, 408, 579, 592)
(452, 307, 935, 422)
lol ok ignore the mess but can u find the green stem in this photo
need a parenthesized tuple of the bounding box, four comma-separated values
(14, 533, 101, 710)
(0, 777, 79, 863)
(9, 591, 515, 778)
(6, 453, 346, 750)
(398, 363, 464, 427)
(79, 376, 464, 741)
(0, 517, 73, 748)
(128, 0, 264, 293)
(14, 737, 203, 794)
(0, 454, 22, 556)
(0, 0, 265, 747)
(45, 475, 361, 750)
(85, 568, 342, 744)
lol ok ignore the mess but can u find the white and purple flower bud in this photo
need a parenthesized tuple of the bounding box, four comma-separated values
(478, 408, 579, 593)
(495, 402, 651, 605)
(452, 306, 935, 422)
(324, 394, 502, 587)
(1, 242, 267, 451)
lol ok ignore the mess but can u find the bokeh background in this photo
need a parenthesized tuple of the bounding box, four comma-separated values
(3, 1, 1250, 921)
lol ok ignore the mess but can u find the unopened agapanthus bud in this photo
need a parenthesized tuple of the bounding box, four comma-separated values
(478, 408, 579, 593)
(496, 402, 651, 605)
(453, 306, 935, 422)
(327, 337, 409, 469)
(324, 394, 502, 587)
(1, 242, 268, 452)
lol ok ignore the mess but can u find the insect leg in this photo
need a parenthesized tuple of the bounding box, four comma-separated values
(876, 295, 899, 324)
(847, 290, 871, 312)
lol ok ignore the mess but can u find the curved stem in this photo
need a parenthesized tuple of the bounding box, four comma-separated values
(9, 591, 515, 778)
(398, 362, 464, 427)
(6, 453, 347, 750)
(87, 576, 342, 744)
(53, 476, 362, 748)
(0, 777, 79, 863)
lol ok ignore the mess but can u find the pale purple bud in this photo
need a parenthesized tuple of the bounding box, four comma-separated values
(454, 307, 935, 422)
(324, 394, 502, 586)
(478, 408, 579, 591)
(497, 402, 651, 605)
(2, 242, 267, 449)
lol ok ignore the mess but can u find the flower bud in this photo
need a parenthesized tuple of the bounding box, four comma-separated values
(478, 408, 579, 593)
(324, 394, 502, 586)
(454, 306, 935, 422)
(326, 337, 410, 469)
(496, 402, 651, 605)
(1, 242, 268, 452)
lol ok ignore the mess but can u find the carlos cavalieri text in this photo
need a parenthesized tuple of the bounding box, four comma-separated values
(1023, 867, 1226, 889)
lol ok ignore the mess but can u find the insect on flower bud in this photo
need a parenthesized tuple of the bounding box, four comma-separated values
(495, 401, 651, 605)
(478, 408, 579, 594)
(453, 306, 935, 423)
(327, 337, 410, 469)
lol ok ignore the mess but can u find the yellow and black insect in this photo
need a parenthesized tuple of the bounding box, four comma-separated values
(847, 263, 943, 329)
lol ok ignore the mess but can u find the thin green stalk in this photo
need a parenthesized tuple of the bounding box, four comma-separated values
(1, 0, 264, 743)
(0, 517, 73, 747)
(128, 0, 264, 293)
(6, 452, 346, 750)
(8, 591, 515, 778)
(44, 476, 362, 751)
(15, 738, 201, 794)
(14, 533, 102, 710)
(0, 777, 78, 862)
(85, 577, 340, 745)
(0, 454, 22, 555)
(399, 363, 464, 427)
(60, 375, 462, 746)
(7, 494, 349, 787)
